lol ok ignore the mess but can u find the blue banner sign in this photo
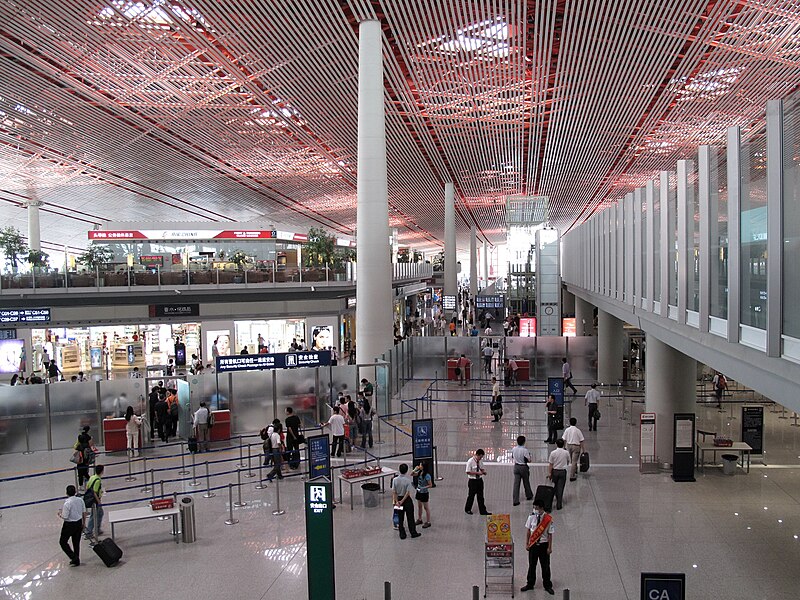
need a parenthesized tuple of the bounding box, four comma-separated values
(640, 572, 685, 600)
(412, 419, 434, 461)
(547, 376, 564, 407)
(307, 434, 331, 480)
(0, 308, 51, 323)
(216, 350, 331, 373)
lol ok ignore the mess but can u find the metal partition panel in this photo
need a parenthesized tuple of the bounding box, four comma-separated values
(446, 336, 481, 368)
(0, 384, 48, 453)
(504, 337, 537, 368)
(99, 378, 147, 420)
(319, 365, 358, 419)
(49, 381, 100, 450)
(202, 372, 231, 410)
(412, 336, 445, 379)
(567, 336, 598, 383)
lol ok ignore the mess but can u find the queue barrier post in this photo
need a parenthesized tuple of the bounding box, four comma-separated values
(433, 445, 444, 481)
(179, 443, 189, 475)
(140, 457, 152, 493)
(245, 444, 256, 478)
(203, 462, 216, 498)
(224, 483, 239, 526)
(255, 460, 267, 490)
(150, 469, 156, 500)
(472, 585, 479, 600)
(189, 452, 201, 486)
(384, 581, 391, 600)
(237, 435, 246, 468)
(22, 425, 33, 455)
(271, 476, 285, 516)
(125, 453, 136, 482)
(157, 481, 170, 520)
(375, 415, 385, 445)
(233, 469, 247, 507)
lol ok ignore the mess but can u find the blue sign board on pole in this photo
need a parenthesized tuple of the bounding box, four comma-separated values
(640, 573, 685, 600)
(548, 377, 564, 406)
(216, 350, 331, 373)
(412, 419, 434, 461)
(307, 434, 331, 480)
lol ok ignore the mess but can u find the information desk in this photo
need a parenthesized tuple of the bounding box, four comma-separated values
(696, 441, 752, 474)
(513, 359, 530, 381)
(338, 466, 397, 510)
(447, 359, 472, 381)
(108, 505, 180, 543)
(209, 409, 231, 441)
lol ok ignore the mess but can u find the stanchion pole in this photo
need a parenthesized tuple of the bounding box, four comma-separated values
(472, 585, 479, 600)
(224, 483, 239, 525)
(189, 452, 201, 486)
(203, 462, 216, 498)
(157, 481, 170, 520)
(237, 435, 246, 468)
(272, 477, 285, 516)
(233, 469, 247, 507)
(245, 444, 256, 478)
(255, 460, 267, 490)
(384, 581, 391, 600)
(22, 425, 33, 454)
(563, 590, 570, 599)
(91, 505, 99, 544)
(140, 457, 152, 493)
(375, 416, 385, 445)
(125, 454, 136, 482)
(393, 425, 397, 448)
(434, 445, 444, 481)
(179, 443, 189, 475)
(150, 469, 156, 500)
(363, 447, 368, 466)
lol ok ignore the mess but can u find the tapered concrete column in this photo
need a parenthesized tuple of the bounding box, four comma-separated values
(644, 336, 697, 464)
(469, 225, 478, 301)
(25, 192, 42, 252)
(444, 182, 457, 297)
(482, 241, 489, 289)
(355, 20, 392, 365)
(597, 309, 624, 384)
(575, 296, 593, 336)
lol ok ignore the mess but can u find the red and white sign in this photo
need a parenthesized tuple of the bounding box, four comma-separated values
(89, 230, 277, 241)
(640, 412, 656, 464)
(562, 318, 576, 337)
(519, 317, 537, 337)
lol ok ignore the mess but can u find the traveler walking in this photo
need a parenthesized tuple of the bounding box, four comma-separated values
(562, 358, 577, 395)
(520, 499, 555, 594)
(321, 406, 346, 457)
(547, 439, 570, 510)
(585, 383, 601, 431)
(155, 392, 169, 442)
(712, 371, 728, 409)
(266, 423, 285, 481)
(58, 485, 86, 566)
(83, 465, 105, 539)
(391, 463, 421, 539)
(359, 393, 375, 449)
(192, 401, 211, 452)
(561, 418, 585, 481)
(74, 426, 94, 489)
(284, 406, 303, 469)
(148, 386, 159, 442)
(511, 436, 534, 506)
(483, 343, 493, 374)
(464, 449, 491, 515)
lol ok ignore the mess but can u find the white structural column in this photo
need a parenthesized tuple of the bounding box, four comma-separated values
(644, 336, 697, 464)
(469, 225, 477, 301)
(444, 182, 457, 297)
(25, 186, 42, 252)
(597, 309, 624, 383)
(482, 240, 489, 289)
(575, 296, 593, 336)
(355, 20, 392, 365)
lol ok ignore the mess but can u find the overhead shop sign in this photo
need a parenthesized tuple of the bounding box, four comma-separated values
(149, 304, 200, 318)
(0, 308, 51, 323)
(216, 351, 332, 373)
(89, 230, 277, 241)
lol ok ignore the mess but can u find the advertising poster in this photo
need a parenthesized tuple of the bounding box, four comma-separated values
(0, 339, 24, 373)
(90, 347, 103, 369)
(562, 318, 576, 337)
(208, 330, 231, 357)
(311, 325, 333, 351)
(519, 317, 537, 337)
(486, 514, 512, 543)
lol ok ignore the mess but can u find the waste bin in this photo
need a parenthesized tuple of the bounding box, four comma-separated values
(361, 483, 381, 508)
(721, 454, 738, 476)
(179, 496, 196, 542)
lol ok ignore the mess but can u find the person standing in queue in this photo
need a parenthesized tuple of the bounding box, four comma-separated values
(545, 394, 559, 444)
(58, 485, 86, 567)
(512, 436, 534, 506)
(413, 462, 432, 529)
(547, 439, 570, 510)
(464, 448, 491, 515)
(284, 406, 303, 469)
(521, 498, 555, 594)
(321, 406, 346, 458)
(192, 401, 211, 452)
(391, 463, 420, 539)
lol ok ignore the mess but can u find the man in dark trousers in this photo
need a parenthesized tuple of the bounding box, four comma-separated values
(58, 485, 86, 566)
(148, 386, 160, 441)
(284, 406, 302, 469)
(521, 498, 555, 594)
(464, 448, 491, 515)
(155, 392, 169, 442)
(391, 463, 420, 539)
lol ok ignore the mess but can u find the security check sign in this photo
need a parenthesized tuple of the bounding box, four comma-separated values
(640, 573, 685, 600)
(216, 350, 331, 372)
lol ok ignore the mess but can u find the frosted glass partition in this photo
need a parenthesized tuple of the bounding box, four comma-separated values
(276, 367, 317, 427)
(412, 336, 445, 379)
(711, 145, 729, 319)
(534, 336, 568, 380)
(99, 378, 147, 420)
(567, 336, 598, 382)
(230, 370, 272, 433)
(668, 172, 679, 307)
(319, 365, 358, 417)
(689, 160, 700, 312)
(49, 381, 99, 450)
(0, 384, 48, 453)
(653, 178, 662, 303)
(740, 123, 768, 330)
(200, 372, 231, 411)
(784, 92, 800, 339)
(446, 336, 480, 367)
(504, 337, 537, 364)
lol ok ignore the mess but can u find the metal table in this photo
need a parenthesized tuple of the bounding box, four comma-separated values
(337, 466, 398, 510)
(108, 505, 180, 543)
(696, 441, 752, 474)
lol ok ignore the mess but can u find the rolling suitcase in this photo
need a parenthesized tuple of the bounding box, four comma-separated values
(93, 537, 123, 567)
(187, 436, 198, 453)
(580, 452, 590, 473)
(533, 484, 555, 513)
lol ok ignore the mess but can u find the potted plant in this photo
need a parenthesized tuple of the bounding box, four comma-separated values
(230, 250, 251, 283)
(75, 244, 113, 285)
(0, 226, 28, 275)
(28, 249, 49, 271)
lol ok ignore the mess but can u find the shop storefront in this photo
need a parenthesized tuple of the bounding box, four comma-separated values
(232, 319, 306, 354)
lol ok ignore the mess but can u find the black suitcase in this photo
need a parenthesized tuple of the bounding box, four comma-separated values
(187, 436, 198, 453)
(533, 485, 555, 513)
(93, 537, 123, 567)
(580, 452, 590, 473)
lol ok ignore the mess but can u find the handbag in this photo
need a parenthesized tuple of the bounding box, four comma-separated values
(392, 507, 402, 527)
(595, 410, 601, 420)
(454, 367, 461, 376)
(70, 450, 83, 464)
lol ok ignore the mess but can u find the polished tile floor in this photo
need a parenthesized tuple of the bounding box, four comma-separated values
(1, 379, 800, 599)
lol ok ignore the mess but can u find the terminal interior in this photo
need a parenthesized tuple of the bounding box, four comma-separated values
(1, 1, 800, 599)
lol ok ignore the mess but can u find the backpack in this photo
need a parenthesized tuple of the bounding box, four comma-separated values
(83, 476, 101, 508)
(82, 446, 96, 466)
(260, 427, 270, 440)
(207, 408, 215, 427)
(169, 401, 179, 417)
(347, 402, 358, 419)
(362, 396, 371, 416)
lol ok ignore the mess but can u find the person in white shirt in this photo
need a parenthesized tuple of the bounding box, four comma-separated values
(482, 344, 493, 374)
(511, 435, 534, 506)
(124, 406, 143, 457)
(585, 383, 601, 431)
(561, 418, 585, 481)
(484, 325, 493, 336)
(58, 485, 87, 567)
(321, 406, 346, 457)
(192, 401, 211, 452)
(548, 439, 571, 510)
(562, 357, 577, 394)
(521, 499, 555, 594)
(464, 448, 491, 515)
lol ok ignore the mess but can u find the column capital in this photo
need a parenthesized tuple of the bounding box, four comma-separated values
(23, 199, 43, 208)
